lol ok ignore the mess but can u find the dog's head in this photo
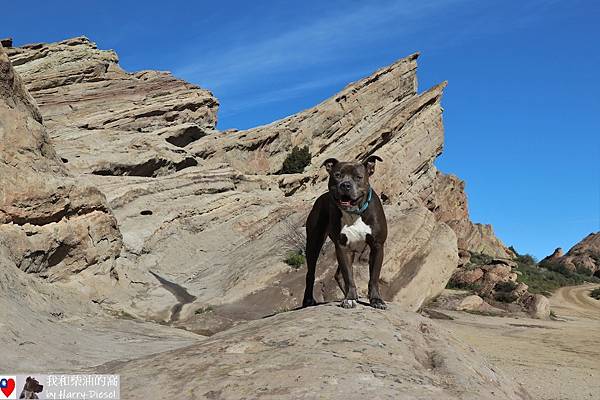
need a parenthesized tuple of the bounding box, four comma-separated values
(322, 155, 382, 211)
(23, 377, 43, 393)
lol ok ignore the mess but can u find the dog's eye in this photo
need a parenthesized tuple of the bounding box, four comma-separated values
(333, 172, 341, 179)
(355, 175, 364, 180)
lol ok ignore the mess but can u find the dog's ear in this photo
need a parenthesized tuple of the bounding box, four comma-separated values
(322, 158, 339, 173)
(363, 155, 383, 176)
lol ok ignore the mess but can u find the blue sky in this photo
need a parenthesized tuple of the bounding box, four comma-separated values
(3, 0, 599, 259)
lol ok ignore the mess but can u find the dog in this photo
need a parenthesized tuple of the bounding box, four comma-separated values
(19, 376, 43, 399)
(302, 155, 387, 309)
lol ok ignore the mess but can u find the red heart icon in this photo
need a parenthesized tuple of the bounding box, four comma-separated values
(0, 378, 15, 398)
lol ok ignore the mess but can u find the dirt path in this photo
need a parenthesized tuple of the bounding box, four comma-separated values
(434, 284, 600, 400)
(551, 283, 600, 319)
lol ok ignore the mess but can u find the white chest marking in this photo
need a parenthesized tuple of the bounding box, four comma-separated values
(340, 212, 372, 245)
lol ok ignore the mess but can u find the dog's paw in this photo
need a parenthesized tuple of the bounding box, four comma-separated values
(302, 297, 318, 308)
(341, 299, 358, 309)
(370, 298, 387, 310)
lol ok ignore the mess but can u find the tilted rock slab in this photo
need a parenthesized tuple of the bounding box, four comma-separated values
(5, 36, 218, 177)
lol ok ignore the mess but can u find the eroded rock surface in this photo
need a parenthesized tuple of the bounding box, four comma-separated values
(0, 42, 122, 281)
(96, 304, 531, 400)
(5, 36, 218, 177)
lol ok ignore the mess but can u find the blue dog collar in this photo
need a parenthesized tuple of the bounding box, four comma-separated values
(348, 187, 373, 215)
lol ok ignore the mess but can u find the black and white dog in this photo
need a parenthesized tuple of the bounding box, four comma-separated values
(302, 156, 388, 309)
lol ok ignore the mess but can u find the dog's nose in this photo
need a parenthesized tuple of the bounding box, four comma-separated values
(339, 181, 352, 192)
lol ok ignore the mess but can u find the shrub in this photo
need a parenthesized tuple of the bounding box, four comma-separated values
(515, 253, 537, 265)
(494, 281, 519, 303)
(279, 218, 306, 255)
(284, 252, 305, 269)
(495, 291, 519, 303)
(590, 287, 600, 300)
(467, 252, 493, 266)
(574, 263, 595, 276)
(516, 262, 600, 295)
(495, 281, 518, 293)
(280, 145, 311, 174)
(445, 279, 482, 292)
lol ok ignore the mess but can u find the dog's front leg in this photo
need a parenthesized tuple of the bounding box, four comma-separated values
(368, 241, 386, 309)
(335, 244, 358, 308)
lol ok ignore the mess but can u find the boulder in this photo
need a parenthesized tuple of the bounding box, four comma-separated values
(521, 293, 551, 319)
(451, 268, 484, 286)
(456, 295, 485, 311)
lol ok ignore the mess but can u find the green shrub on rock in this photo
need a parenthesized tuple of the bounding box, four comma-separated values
(280, 146, 311, 174)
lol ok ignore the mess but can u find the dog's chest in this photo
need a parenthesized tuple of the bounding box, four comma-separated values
(340, 212, 372, 247)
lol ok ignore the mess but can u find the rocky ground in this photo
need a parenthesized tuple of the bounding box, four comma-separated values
(94, 303, 530, 400)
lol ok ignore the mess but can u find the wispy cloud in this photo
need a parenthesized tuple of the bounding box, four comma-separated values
(174, 1, 467, 91)
(218, 70, 365, 117)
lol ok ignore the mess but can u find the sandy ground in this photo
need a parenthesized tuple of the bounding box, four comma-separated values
(434, 284, 600, 400)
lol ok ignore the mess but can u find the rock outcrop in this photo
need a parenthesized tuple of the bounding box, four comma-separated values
(96, 304, 531, 400)
(0, 42, 122, 281)
(5, 37, 218, 178)
(432, 173, 513, 258)
(541, 232, 600, 275)
(447, 256, 550, 318)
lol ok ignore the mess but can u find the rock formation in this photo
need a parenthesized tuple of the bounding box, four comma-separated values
(0, 36, 527, 394)
(0, 41, 198, 373)
(541, 232, 600, 275)
(1, 36, 497, 331)
(432, 173, 513, 258)
(0, 40, 122, 281)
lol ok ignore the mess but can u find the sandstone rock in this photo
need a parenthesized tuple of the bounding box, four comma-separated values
(485, 264, 512, 278)
(451, 268, 484, 286)
(0, 251, 199, 372)
(95, 304, 531, 400)
(491, 258, 518, 268)
(545, 247, 564, 260)
(0, 43, 122, 280)
(5, 36, 218, 177)
(512, 282, 529, 297)
(432, 173, 512, 258)
(0, 38, 12, 48)
(521, 293, 551, 319)
(541, 233, 600, 275)
(456, 295, 485, 311)
(458, 249, 471, 266)
(189, 53, 447, 210)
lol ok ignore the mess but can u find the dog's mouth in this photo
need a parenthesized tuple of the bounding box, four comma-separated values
(337, 194, 360, 208)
